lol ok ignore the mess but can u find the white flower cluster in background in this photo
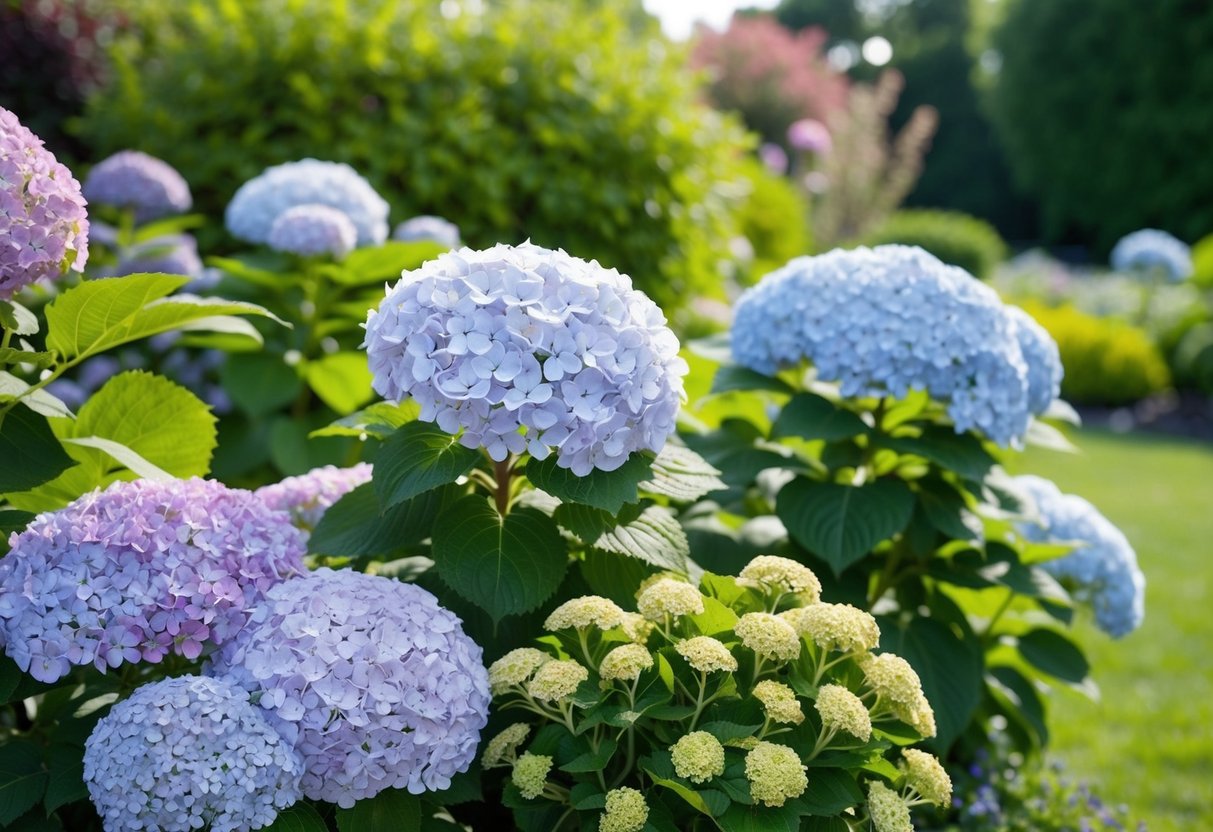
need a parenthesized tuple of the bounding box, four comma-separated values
(364, 242, 687, 474)
(267, 203, 359, 258)
(393, 214, 461, 248)
(1110, 228, 1192, 282)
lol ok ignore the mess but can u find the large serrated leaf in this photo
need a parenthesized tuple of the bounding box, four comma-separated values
(261, 803, 328, 832)
(302, 351, 375, 415)
(42, 745, 87, 814)
(878, 427, 996, 481)
(335, 788, 422, 831)
(525, 453, 653, 514)
(374, 422, 480, 509)
(0, 348, 54, 370)
(640, 444, 726, 502)
(432, 496, 568, 621)
(311, 400, 420, 439)
(309, 483, 449, 558)
(333, 241, 445, 285)
(0, 404, 75, 493)
(776, 478, 915, 574)
(770, 393, 868, 441)
(0, 741, 47, 826)
(555, 502, 689, 572)
(1016, 628, 1089, 683)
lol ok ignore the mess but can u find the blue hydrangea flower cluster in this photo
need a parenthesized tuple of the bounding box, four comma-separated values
(82, 150, 193, 223)
(732, 246, 1059, 446)
(1014, 475, 1145, 637)
(392, 215, 461, 248)
(1110, 229, 1192, 281)
(107, 233, 204, 278)
(0, 107, 89, 299)
(1005, 306, 1064, 415)
(225, 159, 389, 248)
(84, 675, 303, 832)
(209, 568, 490, 807)
(0, 478, 306, 682)
(256, 463, 373, 530)
(267, 203, 358, 258)
(364, 242, 687, 474)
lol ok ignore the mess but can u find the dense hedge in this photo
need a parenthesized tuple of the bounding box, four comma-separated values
(80, 0, 752, 311)
(865, 209, 1006, 279)
(991, 0, 1213, 247)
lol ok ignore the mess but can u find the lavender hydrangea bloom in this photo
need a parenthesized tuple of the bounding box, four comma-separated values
(108, 233, 203, 278)
(732, 246, 1034, 446)
(267, 203, 358, 258)
(392, 215, 461, 248)
(84, 675, 303, 832)
(256, 463, 373, 530)
(364, 243, 688, 474)
(1015, 475, 1145, 637)
(209, 568, 490, 806)
(1005, 306, 1063, 414)
(0, 107, 89, 299)
(1110, 229, 1191, 281)
(0, 478, 306, 683)
(82, 150, 192, 222)
(786, 119, 831, 155)
(225, 159, 389, 247)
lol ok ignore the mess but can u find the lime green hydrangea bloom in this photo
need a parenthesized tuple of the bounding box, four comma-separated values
(482, 723, 531, 768)
(600, 787, 648, 832)
(527, 659, 589, 702)
(599, 643, 653, 682)
(753, 680, 805, 725)
(815, 684, 872, 742)
(900, 748, 952, 807)
(544, 595, 627, 632)
(512, 753, 553, 800)
(779, 602, 880, 653)
(636, 578, 705, 621)
(488, 647, 551, 694)
(859, 653, 936, 738)
(734, 612, 801, 662)
(744, 741, 808, 807)
(868, 780, 913, 832)
(675, 636, 738, 673)
(670, 731, 726, 784)
(739, 555, 822, 602)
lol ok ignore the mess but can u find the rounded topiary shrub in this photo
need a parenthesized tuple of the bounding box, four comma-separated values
(79, 0, 752, 311)
(864, 209, 1007, 279)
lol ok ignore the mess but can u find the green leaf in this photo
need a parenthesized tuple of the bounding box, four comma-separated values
(220, 353, 303, 417)
(311, 400, 420, 439)
(917, 479, 982, 542)
(0, 348, 54, 370)
(1024, 419, 1079, 453)
(797, 768, 863, 815)
(432, 496, 568, 621)
(333, 241, 445, 285)
(771, 393, 868, 441)
(0, 656, 22, 703)
(554, 502, 689, 572)
(879, 428, 996, 481)
(988, 665, 1048, 747)
(302, 351, 375, 415)
(0, 404, 75, 493)
(42, 745, 87, 814)
(269, 418, 352, 475)
(579, 549, 656, 605)
(0, 300, 38, 335)
(776, 478, 915, 574)
(525, 453, 653, 514)
(710, 365, 793, 395)
(335, 788, 422, 832)
(61, 437, 172, 480)
(560, 738, 618, 773)
(0, 372, 73, 418)
(310, 483, 449, 557)
(0, 741, 47, 826)
(260, 803, 328, 832)
(639, 444, 726, 502)
(718, 801, 799, 832)
(1017, 628, 1090, 683)
(374, 422, 480, 509)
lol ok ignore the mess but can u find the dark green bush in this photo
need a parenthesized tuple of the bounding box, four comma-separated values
(79, 0, 752, 312)
(991, 0, 1213, 247)
(865, 209, 1007, 278)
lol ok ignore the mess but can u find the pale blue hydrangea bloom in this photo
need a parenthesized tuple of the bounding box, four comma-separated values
(225, 159, 389, 247)
(82, 150, 192, 222)
(84, 675, 303, 832)
(1110, 229, 1191, 281)
(256, 463, 373, 530)
(364, 242, 687, 474)
(392, 215, 461, 248)
(209, 568, 490, 807)
(267, 203, 358, 258)
(1015, 475, 1145, 637)
(107, 233, 203, 277)
(1005, 306, 1063, 414)
(732, 246, 1038, 446)
(0, 478, 306, 682)
(0, 107, 89, 298)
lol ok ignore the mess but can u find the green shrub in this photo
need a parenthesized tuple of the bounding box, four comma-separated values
(1191, 232, 1213, 290)
(1172, 322, 1213, 394)
(991, 0, 1213, 247)
(1019, 302, 1170, 405)
(734, 158, 811, 281)
(79, 0, 752, 312)
(865, 209, 1007, 279)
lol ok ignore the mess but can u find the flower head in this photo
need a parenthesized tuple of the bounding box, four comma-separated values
(675, 636, 738, 673)
(267, 203, 358, 258)
(482, 723, 531, 768)
(670, 731, 726, 784)
(1015, 475, 1145, 637)
(208, 568, 489, 806)
(868, 781, 912, 832)
(0, 478, 304, 683)
(82, 150, 191, 222)
(600, 787, 649, 832)
(815, 684, 872, 742)
(620, 611, 654, 644)
(225, 159, 389, 247)
(527, 659, 590, 702)
(860, 653, 936, 738)
(744, 741, 808, 807)
(107, 233, 203, 278)
(1005, 306, 1063, 414)
(753, 679, 804, 725)
(900, 749, 952, 807)
(1110, 228, 1192, 281)
(545, 595, 628, 632)
(512, 753, 552, 799)
(787, 118, 832, 154)
(636, 578, 705, 621)
(0, 107, 89, 298)
(780, 602, 880, 654)
(734, 612, 801, 662)
(739, 555, 821, 602)
(83, 675, 302, 832)
(488, 647, 552, 694)
(599, 643, 653, 682)
(255, 463, 374, 531)
(732, 246, 1039, 446)
(363, 242, 687, 474)
(759, 142, 789, 175)
(393, 215, 461, 248)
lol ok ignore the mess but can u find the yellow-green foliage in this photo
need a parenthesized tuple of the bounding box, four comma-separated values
(734, 159, 811, 283)
(865, 209, 1007, 279)
(1191, 232, 1213, 289)
(1019, 301, 1170, 404)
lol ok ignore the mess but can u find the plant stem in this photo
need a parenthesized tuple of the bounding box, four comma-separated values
(494, 456, 514, 515)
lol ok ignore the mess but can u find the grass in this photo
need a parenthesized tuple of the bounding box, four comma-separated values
(1015, 428, 1213, 832)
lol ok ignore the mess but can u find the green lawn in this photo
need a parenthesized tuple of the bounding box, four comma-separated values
(1015, 429, 1213, 832)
